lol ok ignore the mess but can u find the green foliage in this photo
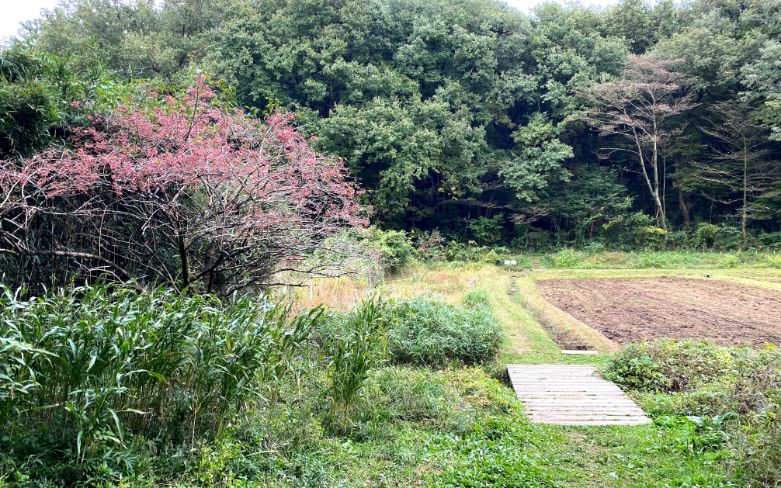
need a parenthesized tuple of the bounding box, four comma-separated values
(692, 223, 720, 249)
(468, 215, 505, 246)
(387, 291, 503, 367)
(365, 228, 415, 273)
(544, 248, 581, 268)
(324, 298, 389, 432)
(605, 339, 732, 392)
(14, 0, 781, 244)
(758, 231, 781, 250)
(611, 340, 781, 487)
(654, 414, 732, 456)
(544, 165, 634, 243)
(432, 417, 549, 487)
(500, 114, 573, 203)
(519, 249, 781, 269)
(729, 397, 781, 486)
(0, 45, 116, 158)
(0, 284, 320, 483)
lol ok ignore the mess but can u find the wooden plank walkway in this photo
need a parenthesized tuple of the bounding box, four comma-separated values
(507, 364, 651, 426)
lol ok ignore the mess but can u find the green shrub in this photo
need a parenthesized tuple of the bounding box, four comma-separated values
(608, 340, 781, 487)
(691, 224, 742, 250)
(0, 284, 321, 483)
(387, 293, 503, 367)
(413, 229, 447, 261)
(468, 215, 504, 246)
(366, 228, 414, 273)
(443, 241, 477, 262)
(364, 367, 462, 426)
(545, 248, 581, 268)
(757, 231, 781, 250)
(605, 340, 732, 392)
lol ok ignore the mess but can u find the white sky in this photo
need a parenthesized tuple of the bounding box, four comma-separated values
(0, 0, 59, 41)
(0, 0, 622, 41)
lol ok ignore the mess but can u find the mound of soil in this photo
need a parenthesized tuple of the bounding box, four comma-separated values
(538, 278, 781, 346)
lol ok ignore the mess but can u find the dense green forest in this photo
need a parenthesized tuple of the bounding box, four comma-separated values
(2, 0, 781, 250)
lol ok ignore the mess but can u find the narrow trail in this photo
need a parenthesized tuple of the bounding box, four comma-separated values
(384, 265, 737, 486)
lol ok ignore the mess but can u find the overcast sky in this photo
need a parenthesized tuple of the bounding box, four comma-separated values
(1, 0, 621, 41)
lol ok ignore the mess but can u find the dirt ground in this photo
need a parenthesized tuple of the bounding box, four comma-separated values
(537, 278, 781, 346)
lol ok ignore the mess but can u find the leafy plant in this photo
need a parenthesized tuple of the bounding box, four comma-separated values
(468, 215, 505, 246)
(365, 228, 415, 273)
(387, 292, 503, 367)
(325, 298, 389, 432)
(0, 284, 321, 482)
(605, 339, 732, 392)
(545, 248, 581, 268)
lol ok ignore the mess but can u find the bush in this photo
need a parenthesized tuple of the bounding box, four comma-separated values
(1, 77, 364, 294)
(608, 340, 781, 487)
(413, 229, 447, 261)
(366, 228, 415, 273)
(468, 215, 504, 246)
(545, 248, 581, 268)
(691, 224, 743, 250)
(0, 284, 321, 483)
(605, 339, 732, 392)
(692, 223, 720, 249)
(757, 231, 781, 250)
(363, 367, 464, 427)
(387, 291, 503, 367)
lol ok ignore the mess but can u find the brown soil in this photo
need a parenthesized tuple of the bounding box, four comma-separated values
(537, 278, 781, 347)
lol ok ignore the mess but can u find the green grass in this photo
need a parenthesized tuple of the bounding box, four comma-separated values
(504, 249, 781, 270)
(376, 261, 781, 485)
(4, 257, 778, 486)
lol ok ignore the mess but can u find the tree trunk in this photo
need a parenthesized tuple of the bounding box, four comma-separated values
(634, 130, 668, 232)
(178, 234, 190, 290)
(741, 147, 748, 249)
(678, 190, 691, 229)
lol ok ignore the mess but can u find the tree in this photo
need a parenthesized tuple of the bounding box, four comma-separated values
(585, 55, 697, 231)
(696, 101, 779, 247)
(743, 39, 781, 142)
(544, 165, 633, 242)
(500, 113, 573, 203)
(0, 77, 365, 292)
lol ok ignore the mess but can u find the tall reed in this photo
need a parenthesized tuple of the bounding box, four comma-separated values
(0, 284, 321, 472)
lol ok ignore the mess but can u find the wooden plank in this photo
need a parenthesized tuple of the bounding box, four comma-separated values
(507, 364, 650, 426)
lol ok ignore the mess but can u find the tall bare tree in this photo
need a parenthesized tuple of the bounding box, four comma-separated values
(697, 101, 778, 248)
(585, 55, 697, 232)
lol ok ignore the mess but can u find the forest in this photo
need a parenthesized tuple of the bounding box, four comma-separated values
(1, 1, 781, 487)
(2, 0, 780, 254)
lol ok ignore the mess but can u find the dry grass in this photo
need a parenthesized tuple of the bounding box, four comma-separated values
(377, 265, 487, 303)
(280, 276, 373, 313)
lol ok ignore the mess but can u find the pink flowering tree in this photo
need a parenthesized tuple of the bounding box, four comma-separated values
(0, 77, 366, 293)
